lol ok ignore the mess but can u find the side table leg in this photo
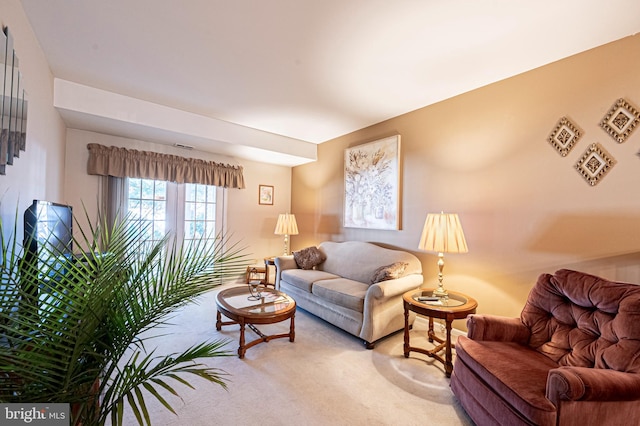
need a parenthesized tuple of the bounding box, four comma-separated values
(238, 318, 246, 359)
(403, 301, 410, 358)
(444, 318, 453, 377)
(216, 310, 222, 331)
(289, 313, 295, 342)
(428, 316, 435, 343)
(263, 259, 270, 286)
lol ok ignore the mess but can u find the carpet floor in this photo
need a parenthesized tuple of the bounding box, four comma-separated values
(117, 283, 475, 426)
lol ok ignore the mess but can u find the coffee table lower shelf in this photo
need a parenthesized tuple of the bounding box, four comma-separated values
(215, 312, 295, 358)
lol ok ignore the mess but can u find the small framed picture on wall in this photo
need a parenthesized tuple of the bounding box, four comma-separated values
(259, 184, 274, 205)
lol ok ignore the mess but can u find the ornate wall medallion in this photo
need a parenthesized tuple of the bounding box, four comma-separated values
(548, 117, 581, 156)
(600, 98, 640, 143)
(574, 143, 616, 186)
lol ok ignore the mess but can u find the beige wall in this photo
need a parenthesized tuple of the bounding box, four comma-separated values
(0, 0, 67, 228)
(0, 0, 293, 277)
(64, 129, 292, 270)
(4, 0, 640, 322)
(292, 34, 640, 324)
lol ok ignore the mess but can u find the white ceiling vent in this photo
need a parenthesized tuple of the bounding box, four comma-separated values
(173, 143, 194, 150)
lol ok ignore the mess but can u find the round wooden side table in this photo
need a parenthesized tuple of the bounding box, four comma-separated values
(402, 288, 477, 377)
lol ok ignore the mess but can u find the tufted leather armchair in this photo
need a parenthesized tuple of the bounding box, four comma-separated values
(450, 269, 640, 425)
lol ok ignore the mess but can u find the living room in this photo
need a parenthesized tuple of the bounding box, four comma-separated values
(2, 1, 640, 424)
(60, 22, 640, 321)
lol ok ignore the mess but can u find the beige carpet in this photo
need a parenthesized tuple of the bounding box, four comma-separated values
(118, 283, 475, 425)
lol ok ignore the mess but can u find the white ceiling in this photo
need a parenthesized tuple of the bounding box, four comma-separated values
(20, 0, 640, 166)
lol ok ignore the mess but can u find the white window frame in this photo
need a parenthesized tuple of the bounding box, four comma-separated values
(125, 178, 227, 248)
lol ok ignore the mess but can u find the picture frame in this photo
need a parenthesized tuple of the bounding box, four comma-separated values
(548, 117, 581, 157)
(344, 135, 401, 230)
(258, 184, 274, 205)
(600, 98, 640, 143)
(574, 142, 616, 186)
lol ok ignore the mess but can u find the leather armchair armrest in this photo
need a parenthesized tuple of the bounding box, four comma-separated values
(547, 366, 640, 404)
(466, 314, 530, 344)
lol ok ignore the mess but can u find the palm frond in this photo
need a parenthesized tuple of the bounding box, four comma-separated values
(100, 340, 232, 425)
(0, 203, 250, 425)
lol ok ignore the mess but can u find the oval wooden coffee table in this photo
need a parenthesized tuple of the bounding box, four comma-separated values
(216, 286, 296, 358)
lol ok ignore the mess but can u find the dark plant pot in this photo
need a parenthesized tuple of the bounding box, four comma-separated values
(71, 378, 100, 426)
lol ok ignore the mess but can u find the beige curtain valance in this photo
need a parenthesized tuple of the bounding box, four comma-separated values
(87, 143, 245, 189)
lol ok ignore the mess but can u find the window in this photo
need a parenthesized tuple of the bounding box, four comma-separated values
(126, 178, 225, 249)
(184, 184, 217, 245)
(127, 179, 167, 246)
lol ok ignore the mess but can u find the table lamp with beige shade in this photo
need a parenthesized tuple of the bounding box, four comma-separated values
(418, 212, 468, 298)
(274, 213, 299, 255)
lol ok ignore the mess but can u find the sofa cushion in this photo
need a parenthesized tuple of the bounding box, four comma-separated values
(455, 336, 557, 425)
(281, 269, 338, 293)
(312, 278, 368, 312)
(293, 246, 326, 270)
(370, 262, 409, 284)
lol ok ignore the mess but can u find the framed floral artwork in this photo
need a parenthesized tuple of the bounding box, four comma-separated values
(344, 135, 401, 230)
(258, 184, 273, 205)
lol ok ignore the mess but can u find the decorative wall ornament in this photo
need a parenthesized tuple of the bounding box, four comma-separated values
(1, 26, 28, 176)
(574, 143, 616, 186)
(600, 98, 640, 143)
(548, 117, 582, 156)
(344, 135, 401, 230)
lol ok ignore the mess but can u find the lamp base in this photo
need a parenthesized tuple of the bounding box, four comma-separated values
(431, 286, 448, 298)
(283, 234, 290, 256)
(432, 252, 448, 298)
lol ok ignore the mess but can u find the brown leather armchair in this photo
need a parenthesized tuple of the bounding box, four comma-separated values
(450, 269, 640, 425)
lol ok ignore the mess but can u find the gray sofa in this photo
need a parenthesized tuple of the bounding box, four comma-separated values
(275, 241, 423, 348)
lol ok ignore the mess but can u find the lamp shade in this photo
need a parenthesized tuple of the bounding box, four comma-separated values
(418, 212, 468, 254)
(274, 213, 299, 236)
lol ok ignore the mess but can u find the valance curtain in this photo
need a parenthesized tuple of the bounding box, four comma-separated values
(86, 143, 245, 189)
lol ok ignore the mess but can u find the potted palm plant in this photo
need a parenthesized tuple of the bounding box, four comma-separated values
(0, 206, 249, 425)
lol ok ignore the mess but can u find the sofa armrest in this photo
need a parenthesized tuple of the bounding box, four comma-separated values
(467, 314, 530, 344)
(274, 255, 296, 286)
(274, 255, 297, 271)
(367, 275, 422, 299)
(547, 366, 640, 404)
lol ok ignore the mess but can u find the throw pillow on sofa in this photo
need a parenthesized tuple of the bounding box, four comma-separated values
(370, 262, 409, 284)
(293, 246, 326, 270)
